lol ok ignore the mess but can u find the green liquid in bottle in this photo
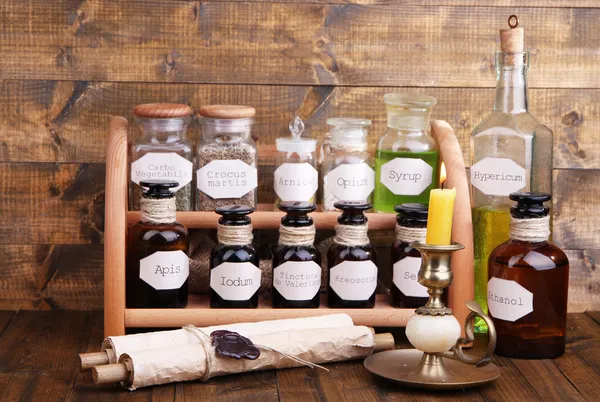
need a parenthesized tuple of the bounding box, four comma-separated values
(373, 149, 440, 213)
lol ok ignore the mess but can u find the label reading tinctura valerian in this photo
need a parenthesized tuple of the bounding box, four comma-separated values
(273, 261, 321, 300)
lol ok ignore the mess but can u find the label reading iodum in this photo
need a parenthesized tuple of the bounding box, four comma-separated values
(197, 160, 258, 199)
(131, 152, 193, 191)
(471, 157, 527, 196)
(139, 250, 189, 290)
(273, 162, 318, 202)
(210, 261, 261, 301)
(329, 260, 378, 301)
(325, 162, 375, 201)
(273, 261, 321, 300)
(487, 277, 533, 322)
(393, 257, 428, 298)
(379, 158, 433, 195)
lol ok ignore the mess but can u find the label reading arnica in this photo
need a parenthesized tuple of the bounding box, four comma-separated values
(273, 261, 321, 301)
(197, 160, 258, 199)
(471, 157, 527, 196)
(210, 262, 261, 301)
(329, 260, 378, 301)
(131, 152, 193, 192)
(139, 250, 189, 290)
(274, 163, 318, 202)
(487, 277, 534, 322)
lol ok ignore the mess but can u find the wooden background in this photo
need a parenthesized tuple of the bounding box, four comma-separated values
(0, 0, 598, 312)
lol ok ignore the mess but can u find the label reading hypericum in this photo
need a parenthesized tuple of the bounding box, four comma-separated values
(273, 261, 321, 301)
(274, 162, 318, 202)
(329, 260, 378, 301)
(197, 160, 258, 199)
(139, 250, 189, 290)
(131, 152, 193, 192)
(379, 158, 433, 195)
(393, 256, 428, 298)
(471, 157, 527, 196)
(326, 162, 375, 201)
(210, 261, 261, 301)
(487, 277, 533, 322)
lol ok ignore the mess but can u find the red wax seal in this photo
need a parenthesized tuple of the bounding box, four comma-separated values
(210, 330, 260, 360)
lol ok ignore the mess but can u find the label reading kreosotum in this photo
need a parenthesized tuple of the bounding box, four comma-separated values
(273, 261, 321, 300)
(471, 157, 527, 196)
(210, 262, 261, 301)
(393, 256, 428, 298)
(329, 260, 378, 301)
(197, 160, 258, 199)
(487, 277, 534, 322)
(379, 158, 433, 196)
(139, 250, 189, 290)
(325, 162, 375, 201)
(274, 163, 319, 202)
(131, 153, 193, 192)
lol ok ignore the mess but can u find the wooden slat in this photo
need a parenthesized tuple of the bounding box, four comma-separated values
(0, 3, 598, 88)
(211, 0, 600, 6)
(180, 372, 279, 402)
(566, 250, 600, 313)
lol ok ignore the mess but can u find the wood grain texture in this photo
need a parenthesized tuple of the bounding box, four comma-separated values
(0, 2, 598, 88)
(210, 0, 600, 6)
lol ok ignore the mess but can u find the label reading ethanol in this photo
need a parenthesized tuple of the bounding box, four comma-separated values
(471, 157, 527, 196)
(197, 160, 258, 199)
(487, 277, 534, 322)
(273, 261, 321, 300)
(325, 162, 375, 201)
(274, 163, 318, 202)
(139, 250, 189, 290)
(329, 260, 378, 301)
(210, 262, 261, 301)
(379, 158, 433, 195)
(393, 257, 428, 298)
(131, 152, 193, 191)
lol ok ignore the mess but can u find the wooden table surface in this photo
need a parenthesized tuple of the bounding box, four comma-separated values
(1, 311, 599, 402)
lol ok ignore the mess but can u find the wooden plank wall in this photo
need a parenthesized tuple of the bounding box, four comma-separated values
(0, 0, 598, 311)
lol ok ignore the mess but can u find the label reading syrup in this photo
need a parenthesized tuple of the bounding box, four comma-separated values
(393, 257, 428, 298)
(379, 158, 433, 195)
(471, 157, 527, 196)
(197, 160, 258, 199)
(210, 262, 261, 301)
(274, 163, 318, 202)
(273, 261, 321, 300)
(325, 162, 375, 201)
(131, 152, 193, 191)
(487, 277, 533, 322)
(329, 260, 378, 301)
(139, 250, 189, 290)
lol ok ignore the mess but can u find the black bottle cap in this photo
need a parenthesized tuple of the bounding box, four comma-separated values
(140, 180, 178, 199)
(278, 202, 315, 227)
(215, 205, 255, 226)
(394, 203, 428, 227)
(509, 192, 551, 219)
(334, 201, 371, 225)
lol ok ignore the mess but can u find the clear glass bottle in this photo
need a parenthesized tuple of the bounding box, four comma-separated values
(373, 93, 441, 213)
(488, 192, 568, 359)
(274, 117, 318, 208)
(130, 103, 194, 211)
(322, 118, 374, 211)
(126, 180, 189, 308)
(196, 105, 258, 211)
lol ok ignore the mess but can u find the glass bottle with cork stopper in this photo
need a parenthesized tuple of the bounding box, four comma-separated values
(272, 202, 321, 308)
(126, 180, 189, 309)
(488, 192, 569, 359)
(322, 118, 375, 211)
(130, 103, 194, 211)
(210, 205, 260, 308)
(274, 117, 318, 209)
(373, 93, 441, 213)
(327, 202, 377, 308)
(196, 105, 258, 211)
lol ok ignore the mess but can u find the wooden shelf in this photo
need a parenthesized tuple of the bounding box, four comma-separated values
(125, 294, 414, 328)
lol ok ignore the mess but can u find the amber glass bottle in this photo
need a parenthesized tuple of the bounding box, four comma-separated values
(328, 202, 377, 308)
(488, 192, 569, 359)
(210, 205, 260, 308)
(126, 180, 189, 308)
(272, 202, 321, 308)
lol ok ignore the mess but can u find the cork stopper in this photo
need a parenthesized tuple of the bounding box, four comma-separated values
(133, 103, 192, 118)
(199, 105, 256, 119)
(499, 15, 524, 53)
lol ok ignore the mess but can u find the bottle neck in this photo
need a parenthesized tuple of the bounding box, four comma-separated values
(386, 111, 431, 132)
(509, 215, 550, 243)
(493, 53, 529, 114)
(140, 197, 176, 224)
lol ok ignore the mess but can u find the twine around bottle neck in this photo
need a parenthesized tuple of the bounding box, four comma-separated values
(334, 223, 370, 247)
(510, 215, 550, 242)
(278, 224, 316, 247)
(395, 224, 427, 244)
(217, 223, 254, 246)
(140, 197, 176, 224)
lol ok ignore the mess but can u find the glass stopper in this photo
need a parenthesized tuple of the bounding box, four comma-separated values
(289, 116, 305, 140)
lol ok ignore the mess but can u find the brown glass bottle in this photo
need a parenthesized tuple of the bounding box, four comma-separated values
(126, 180, 189, 309)
(210, 205, 260, 308)
(488, 192, 569, 359)
(328, 202, 377, 308)
(272, 202, 321, 308)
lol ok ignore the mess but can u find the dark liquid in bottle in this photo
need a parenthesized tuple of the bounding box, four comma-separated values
(272, 246, 321, 308)
(327, 245, 377, 308)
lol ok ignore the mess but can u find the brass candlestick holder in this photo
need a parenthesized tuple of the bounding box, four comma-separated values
(364, 242, 500, 390)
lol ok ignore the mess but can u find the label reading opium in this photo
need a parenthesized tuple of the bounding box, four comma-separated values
(139, 250, 189, 290)
(273, 261, 321, 300)
(274, 162, 318, 202)
(325, 162, 375, 201)
(379, 158, 433, 195)
(393, 257, 428, 298)
(131, 152, 193, 192)
(471, 157, 527, 196)
(487, 277, 533, 322)
(329, 260, 378, 301)
(197, 160, 258, 199)
(210, 262, 261, 301)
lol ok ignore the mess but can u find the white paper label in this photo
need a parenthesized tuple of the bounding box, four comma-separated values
(197, 160, 258, 199)
(393, 257, 428, 298)
(273, 261, 321, 300)
(329, 260, 378, 301)
(139, 250, 189, 290)
(274, 163, 318, 202)
(487, 277, 533, 322)
(325, 162, 375, 201)
(210, 262, 261, 301)
(131, 152, 193, 192)
(379, 158, 433, 195)
(471, 157, 527, 196)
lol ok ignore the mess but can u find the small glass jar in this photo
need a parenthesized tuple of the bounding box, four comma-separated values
(130, 103, 194, 211)
(274, 117, 318, 208)
(196, 105, 258, 211)
(322, 118, 374, 211)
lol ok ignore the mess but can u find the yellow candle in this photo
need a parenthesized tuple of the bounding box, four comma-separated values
(426, 188, 456, 245)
